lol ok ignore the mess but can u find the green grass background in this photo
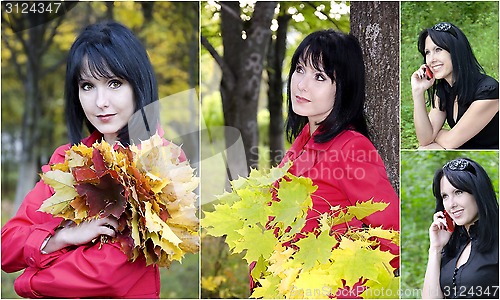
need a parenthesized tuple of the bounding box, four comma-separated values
(401, 1, 499, 149)
(401, 151, 499, 298)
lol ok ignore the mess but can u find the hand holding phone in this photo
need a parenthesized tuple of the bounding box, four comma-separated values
(425, 65, 434, 80)
(443, 210, 455, 232)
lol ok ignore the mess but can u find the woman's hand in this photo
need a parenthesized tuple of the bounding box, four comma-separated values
(411, 64, 435, 97)
(42, 217, 118, 254)
(428, 211, 453, 252)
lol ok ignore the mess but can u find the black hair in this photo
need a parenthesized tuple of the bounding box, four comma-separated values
(417, 23, 485, 110)
(432, 158, 499, 255)
(64, 21, 159, 145)
(285, 29, 369, 144)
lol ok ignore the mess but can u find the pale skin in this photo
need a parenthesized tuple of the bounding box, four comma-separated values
(42, 62, 135, 254)
(422, 176, 479, 299)
(411, 36, 499, 149)
(290, 58, 336, 135)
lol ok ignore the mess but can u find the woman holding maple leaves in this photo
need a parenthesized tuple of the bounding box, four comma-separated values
(258, 29, 400, 296)
(423, 158, 498, 299)
(1, 21, 191, 298)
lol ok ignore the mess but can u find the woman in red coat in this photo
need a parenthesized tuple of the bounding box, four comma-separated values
(2, 21, 171, 298)
(282, 29, 399, 277)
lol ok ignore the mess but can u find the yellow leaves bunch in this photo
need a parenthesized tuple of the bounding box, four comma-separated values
(39, 132, 199, 267)
(202, 162, 399, 299)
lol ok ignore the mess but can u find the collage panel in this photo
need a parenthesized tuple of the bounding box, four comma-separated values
(200, 1, 400, 298)
(401, 151, 499, 299)
(401, 1, 499, 150)
(1, 1, 199, 298)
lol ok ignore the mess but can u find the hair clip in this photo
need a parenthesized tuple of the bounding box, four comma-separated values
(432, 22, 458, 38)
(443, 158, 476, 175)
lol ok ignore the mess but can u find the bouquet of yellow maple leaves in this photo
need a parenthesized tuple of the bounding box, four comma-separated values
(38, 132, 199, 268)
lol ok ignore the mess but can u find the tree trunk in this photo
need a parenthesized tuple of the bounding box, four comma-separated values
(13, 16, 46, 212)
(350, 1, 400, 194)
(219, 1, 277, 178)
(267, 13, 291, 167)
(9, 11, 67, 213)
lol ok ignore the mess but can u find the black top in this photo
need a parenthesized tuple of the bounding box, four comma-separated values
(440, 224, 499, 299)
(436, 74, 499, 149)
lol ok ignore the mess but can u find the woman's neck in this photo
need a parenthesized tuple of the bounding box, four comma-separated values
(104, 133, 119, 145)
(309, 121, 319, 136)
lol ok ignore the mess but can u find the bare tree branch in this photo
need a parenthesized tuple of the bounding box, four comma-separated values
(201, 34, 235, 91)
(40, 15, 65, 55)
(218, 1, 241, 22)
(304, 2, 341, 29)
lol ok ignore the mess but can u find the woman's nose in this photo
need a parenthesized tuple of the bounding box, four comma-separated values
(297, 76, 307, 91)
(95, 88, 109, 108)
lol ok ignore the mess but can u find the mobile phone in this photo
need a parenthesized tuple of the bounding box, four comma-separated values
(425, 65, 434, 80)
(443, 210, 455, 232)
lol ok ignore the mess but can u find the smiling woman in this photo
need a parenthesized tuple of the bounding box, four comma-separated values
(411, 22, 499, 150)
(422, 158, 499, 298)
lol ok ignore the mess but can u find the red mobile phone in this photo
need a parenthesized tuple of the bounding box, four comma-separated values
(443, 210, 455, 232)
(425, 65, 434, 80)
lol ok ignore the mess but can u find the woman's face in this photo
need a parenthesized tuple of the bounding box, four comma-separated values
(290, 58, 336, 131)
(424, 36, 453, 85)
(78, 62, 135, 144)
(440, 175, 479, 229)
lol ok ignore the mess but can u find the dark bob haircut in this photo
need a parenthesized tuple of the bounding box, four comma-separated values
(417, 22, 485, 110)
(285, 29, 369, 144)
(432, 158, 498, 256)
(64, 21, 159, 145)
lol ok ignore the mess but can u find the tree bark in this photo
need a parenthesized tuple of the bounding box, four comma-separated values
(350, 1, 400, 193)
(267, 13, 291, 167)
(4, 9, 67, 213)
(219, 1, 277, 178)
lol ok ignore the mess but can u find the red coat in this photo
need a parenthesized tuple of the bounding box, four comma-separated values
(1, 131, 165, 298)
(280, 125, 400, 268)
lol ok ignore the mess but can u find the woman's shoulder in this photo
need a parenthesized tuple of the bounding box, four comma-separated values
(474, 74, 499, 100)
(330, 130, 375, 151)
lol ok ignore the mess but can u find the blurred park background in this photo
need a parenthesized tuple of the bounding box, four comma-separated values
(401, 151, 498, 298)
(200, 1, 401, 298)
(1, 1, 199, 298)
(400, 1, 499, 149)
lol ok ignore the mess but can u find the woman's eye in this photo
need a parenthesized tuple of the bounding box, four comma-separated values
(424, 50, 430, 56)
(455, 190, 463, 196)
(315, 73, 326, 81)
(441, 194, 448, 200)
(80, 82, 93, 91)
(295, 65, 304, 73)
(109, 80, 122, 89)
(435, 47, 442, 52)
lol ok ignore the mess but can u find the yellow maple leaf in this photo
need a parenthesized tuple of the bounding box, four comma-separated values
(38, 170, 78, 215)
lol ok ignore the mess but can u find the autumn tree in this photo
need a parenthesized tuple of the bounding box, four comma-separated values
(1, 2, 77, 209)
(202, 1, 277, 178)
(351, 1, 400, 193)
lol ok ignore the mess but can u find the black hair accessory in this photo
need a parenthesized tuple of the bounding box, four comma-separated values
(432, 22, 458, 38)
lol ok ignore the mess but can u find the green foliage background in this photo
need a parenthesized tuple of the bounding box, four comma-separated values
(401, 150, 499, 298)
(400, 1, 499, 149)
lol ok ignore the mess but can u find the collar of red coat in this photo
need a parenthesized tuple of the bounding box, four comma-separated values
(290, 123, 343, 153)
(81, 126, 166, 148)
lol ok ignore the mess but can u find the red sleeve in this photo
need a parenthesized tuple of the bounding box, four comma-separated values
(2, 145, 69, 273)
(337, 135, 400, 269)
(14, 242, 158, 298)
